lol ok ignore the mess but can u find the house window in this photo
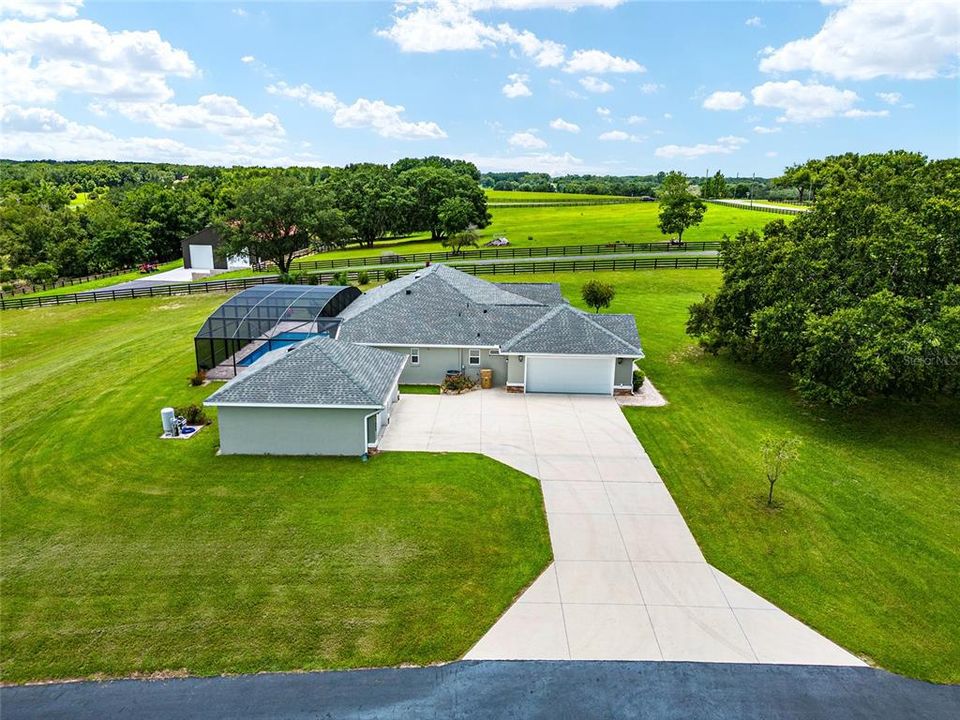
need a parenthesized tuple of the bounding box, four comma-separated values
(468, 349, 481, 366)
(410, 348, 420, 365)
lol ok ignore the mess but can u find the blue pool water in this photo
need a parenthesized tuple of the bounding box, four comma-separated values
(238, 332, 319, 366)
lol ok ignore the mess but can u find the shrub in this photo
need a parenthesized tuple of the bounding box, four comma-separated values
(528, 236, 534, 242)
(383, 268, 398, 282)
(16, 262, 58, 285)
(333, 271, 349, 286)
(0, 269, 16, 283)
(176, 403, 210, 426)
(632, 368, 646, 391)
(441, 372, 476, 394)
(582, 279, 615, 313)
(357, 270, 370, 285)
(307, 273, 320, 285)
(189, 370, 206, 387)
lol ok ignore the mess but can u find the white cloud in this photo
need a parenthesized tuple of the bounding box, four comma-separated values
(638, 82, 662, 95)
(240, 55, 255, 64)
(0, 17, 197, 104)
(107, 94, 284, 137)
(579, 76, 613, 93)
(332, 98, 447, 139)
(654, 135, 746, 159)
(765, 150, 778, 158)
(843, 108, 889, 119)
(702, 90, 747, 111)
(751, 80, 859, 123)
(549, 117, 580, 133)
(268, 81, 446, 140)
(596, 106, 610, 116)
(876, 91, 902, 105)
(759, 0, 959, 80)
(0, 104, 318, 166)
(753, 125, 782, 134)
(232, 8, 248, 18)
(745, 16, 763, 28)
(508, 131, 547, 149)
(663, 112, 672, 119)
(502, 72, 532, 98)
(377, 1, 633, 71)
(598, 130, 640, 142)
(564, 49, 644, 74)
(458, 150, 587, 175)
(267, 81, 340, 112)
(627, 114, 646, 124)
(0, 0, 82, 19)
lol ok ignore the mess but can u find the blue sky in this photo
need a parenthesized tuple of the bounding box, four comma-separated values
(1, 0, 957, 176)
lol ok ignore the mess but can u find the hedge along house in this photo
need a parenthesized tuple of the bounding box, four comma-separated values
(204, 337, 406, 456)
(336, 264, 642, 395)
(195, 284, 361, 380)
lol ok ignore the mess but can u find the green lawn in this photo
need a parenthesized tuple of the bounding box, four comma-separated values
(13, 260, 183, 299)
(67, 192, 90, 209)
(400, 384, 441, 395)
(484, 189, 634, 203)
(297, 201, 778, 263)
(0, 296, 551, 683)
(519, 270, 957, 684)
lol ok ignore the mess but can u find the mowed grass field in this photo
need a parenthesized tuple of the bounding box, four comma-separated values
(518, 271, 956, 684)
(299, 200, 778, 262)
(484, 189, 634, 202)
(0, 296, 551, 683)
(12, 260, 183, 299)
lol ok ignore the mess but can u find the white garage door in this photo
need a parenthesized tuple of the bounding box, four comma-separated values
(525, 356, 614, 395)
(188, 244, 215, 270)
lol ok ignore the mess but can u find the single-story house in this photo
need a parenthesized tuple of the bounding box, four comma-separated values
(335, 264, 643, 395)
(204, 337, 405, 456)
(181, 227, 250, 272)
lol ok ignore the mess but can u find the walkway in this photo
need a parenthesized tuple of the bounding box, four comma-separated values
(381, 390, 864, 665)
(4, 661, 956, 720)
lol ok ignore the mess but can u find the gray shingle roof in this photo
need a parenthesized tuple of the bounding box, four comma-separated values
(493, 282, 566, 306)
(500, 304, 643, 356)
(337, 264, 642, 357)
(205, 337, 406, 407)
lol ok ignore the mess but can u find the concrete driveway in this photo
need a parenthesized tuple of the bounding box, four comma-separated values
(381, 389, 865, 666)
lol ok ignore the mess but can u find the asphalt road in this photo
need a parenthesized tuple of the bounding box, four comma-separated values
(3, 661, 957, 720)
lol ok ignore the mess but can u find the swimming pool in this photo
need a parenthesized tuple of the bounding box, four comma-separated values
(238, 332, 320, 366)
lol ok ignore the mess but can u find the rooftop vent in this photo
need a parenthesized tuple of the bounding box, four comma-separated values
(405, 289, 412, 295)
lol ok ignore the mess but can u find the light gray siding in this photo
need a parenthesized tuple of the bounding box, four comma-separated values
(216, 405, 371, 456)
(614, 357, 636, 387)
(506, 355, 525, 385)
(463, 349, 507, 386)
(378, 346, 507, 386)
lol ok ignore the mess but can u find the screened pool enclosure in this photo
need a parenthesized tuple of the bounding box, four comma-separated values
(194, 285, 361, 377)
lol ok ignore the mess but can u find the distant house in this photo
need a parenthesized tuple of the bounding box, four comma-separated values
(181, 227, 250, 272)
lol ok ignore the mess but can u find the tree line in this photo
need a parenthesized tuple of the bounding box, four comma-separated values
(687, 150, 960, 406)
(0, 157, 489, 284)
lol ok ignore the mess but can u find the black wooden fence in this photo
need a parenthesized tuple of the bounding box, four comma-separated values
(1, 255, 721, 310)
(256, 240, 722, 273)
(704, 199, 807, 216)
(0, 265, 137, 298)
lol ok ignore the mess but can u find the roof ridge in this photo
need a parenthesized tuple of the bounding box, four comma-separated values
(308, 338, 381, 406)
(500, 303, 567, 348)
(433, 264, 545, 306)
(575, 308, 642, 354)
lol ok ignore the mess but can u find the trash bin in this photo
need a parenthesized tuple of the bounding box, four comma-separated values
(479, 369, 493, 389)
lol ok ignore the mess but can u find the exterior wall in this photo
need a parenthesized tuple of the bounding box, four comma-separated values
(614, 357, 637, 388)
(463, 349, 507, 386)
(378, 346, 506, 387)
(506, 354, 525, 385)
(216, 405, 370, 456)
(181, 227, 228, 270)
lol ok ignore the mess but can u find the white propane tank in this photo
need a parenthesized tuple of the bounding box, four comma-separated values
(161, 407, 176, 435)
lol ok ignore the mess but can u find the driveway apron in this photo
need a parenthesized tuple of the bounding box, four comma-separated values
(380, 390, 865, 666)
